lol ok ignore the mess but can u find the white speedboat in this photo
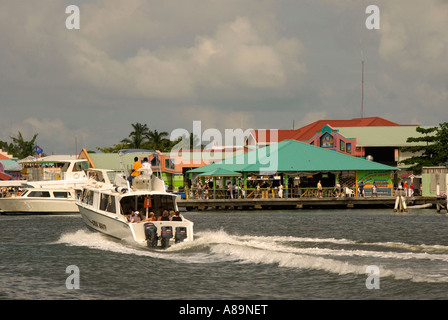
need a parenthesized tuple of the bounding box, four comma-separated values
(0, 188, 79, 214)
(76, 154, 194, 249)
(0, 156, 89, 214)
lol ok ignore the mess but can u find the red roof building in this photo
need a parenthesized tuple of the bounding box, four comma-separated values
(246, 117, 408, 146)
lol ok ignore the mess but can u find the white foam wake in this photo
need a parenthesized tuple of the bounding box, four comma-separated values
(56, 229, 448, 283)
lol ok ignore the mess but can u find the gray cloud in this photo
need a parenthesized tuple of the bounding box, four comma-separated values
(0, 0, 447, 155)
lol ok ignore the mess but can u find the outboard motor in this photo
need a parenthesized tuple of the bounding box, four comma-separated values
(175, 227, 187, 243)
(161, 226, 173, 249)
(144, 223, 158, 248)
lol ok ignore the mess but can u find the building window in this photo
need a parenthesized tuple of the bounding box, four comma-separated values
(320, 133, 334, 148)
(340, 140, 345, 152)
(346, 143, 352, 153)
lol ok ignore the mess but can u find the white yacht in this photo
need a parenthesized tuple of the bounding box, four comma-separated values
(0, 188, 79, 214)
(19, 156, 89, 189)
(0, 156, 89, 214)
(76, 151, 194, 249)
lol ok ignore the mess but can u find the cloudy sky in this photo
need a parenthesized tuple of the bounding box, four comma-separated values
(1, 0, 447, 155)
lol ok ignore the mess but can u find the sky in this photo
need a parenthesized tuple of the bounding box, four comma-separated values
(0, 0, 447, 155)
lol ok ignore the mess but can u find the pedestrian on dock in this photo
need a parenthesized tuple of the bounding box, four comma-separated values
(197, 180, 203, 199)
(334, 182, 341, 197)
(372, 182, 378, 197)
(317, 180, 323, 198)
(278, 184, 283, 198)
(358, 182, 364, 197)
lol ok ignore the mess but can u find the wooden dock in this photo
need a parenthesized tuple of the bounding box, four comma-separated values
(178, 196, 442, 211)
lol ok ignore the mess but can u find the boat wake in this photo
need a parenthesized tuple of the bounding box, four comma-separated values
(57, 229, 448, 284)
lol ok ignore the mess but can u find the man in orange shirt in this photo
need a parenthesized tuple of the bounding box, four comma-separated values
(131, 157, 142, 177)
(127, 157, 142, 184)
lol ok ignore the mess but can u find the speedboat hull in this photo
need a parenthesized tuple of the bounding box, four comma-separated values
(78, 205, 194, 247)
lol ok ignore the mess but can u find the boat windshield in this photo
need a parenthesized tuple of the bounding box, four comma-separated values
(120, 194, 177, 219)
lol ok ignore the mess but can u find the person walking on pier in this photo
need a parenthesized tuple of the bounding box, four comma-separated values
(317, 180, 323, 198)
(372, 182, 378, 197)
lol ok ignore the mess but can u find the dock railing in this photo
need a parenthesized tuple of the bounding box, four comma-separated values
(186, 186, 358, 200)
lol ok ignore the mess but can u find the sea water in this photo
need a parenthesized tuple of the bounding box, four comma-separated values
(1, 209, 448, 300)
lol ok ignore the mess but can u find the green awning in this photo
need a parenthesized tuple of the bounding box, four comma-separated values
(198, 168, 242, 177)
(188, 139, 398, 174)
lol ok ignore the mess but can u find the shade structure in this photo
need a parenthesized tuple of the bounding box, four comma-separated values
(198, 168, 242, 177)
(188, 139, 398, 174)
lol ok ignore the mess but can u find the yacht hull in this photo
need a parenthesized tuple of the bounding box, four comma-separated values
(0, 197, 79, 214)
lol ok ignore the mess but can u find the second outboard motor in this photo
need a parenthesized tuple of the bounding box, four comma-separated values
(161, 226, 173, 249)
(144, 223, 158, 248)
(175, 227, 187, 243)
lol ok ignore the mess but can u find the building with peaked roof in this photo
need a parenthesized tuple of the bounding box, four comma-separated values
(0, 149, 22, 181)
(189, 139, 398, 196)
(246, 117, 407, 147)
(245, 116, 426, 172)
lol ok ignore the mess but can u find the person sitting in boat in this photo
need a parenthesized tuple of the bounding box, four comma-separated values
(139, 211, 157, 223)
(159, 210, 170, 221)
(129, 210, 142, 223)
(172, 211, 183, 221)
(127, 157, 142, 183)
(141, 157, 152, 175)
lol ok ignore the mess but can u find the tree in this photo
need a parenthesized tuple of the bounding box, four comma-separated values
(96, 143, 129, 153)
(120, 123, 149, 149)
(401, 123, 448, 173)
(146, 129, 171, 151)
(0, 131, 39, 159)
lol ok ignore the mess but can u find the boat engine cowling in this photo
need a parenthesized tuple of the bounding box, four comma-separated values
(175, 227, 187, 243)
(161, 226, 173, 248)
(144, 223, 158, 248)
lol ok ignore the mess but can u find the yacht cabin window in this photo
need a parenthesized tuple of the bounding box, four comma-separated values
(54, 191, 70, 198)
(28, 191, 51, 197)
(99, 193, 116, 213)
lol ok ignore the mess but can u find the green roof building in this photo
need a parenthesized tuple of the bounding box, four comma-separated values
(188, 139, 398, 197)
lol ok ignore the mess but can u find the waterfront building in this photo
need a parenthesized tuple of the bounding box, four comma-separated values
(0, 149, 22, 181)
(246, 117, 422, 167)
(188, 139, 398, 198)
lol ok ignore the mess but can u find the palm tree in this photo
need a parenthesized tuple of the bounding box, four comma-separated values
(120, 123, 149, 149)
(1, 131, 39, 159)
(146, 129, 170, 151)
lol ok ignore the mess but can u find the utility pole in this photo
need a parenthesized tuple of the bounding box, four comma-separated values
(361, 60, 364, 118)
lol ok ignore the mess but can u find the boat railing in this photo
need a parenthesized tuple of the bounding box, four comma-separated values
(185, 186, 360, 199)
